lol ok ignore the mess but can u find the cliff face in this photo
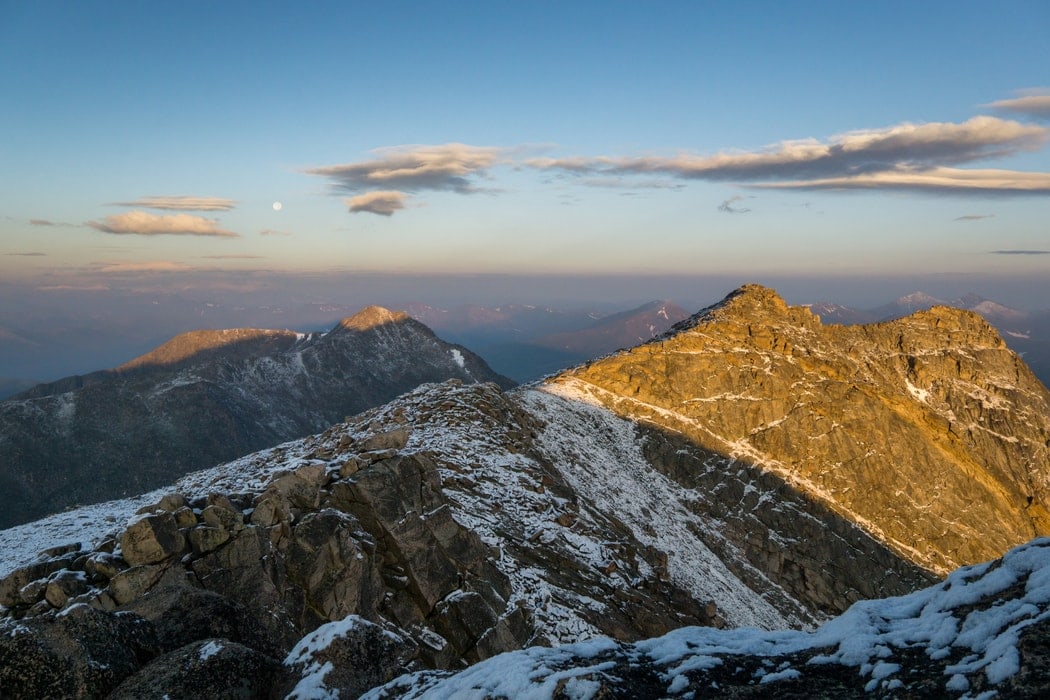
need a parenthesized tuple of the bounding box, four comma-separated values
(554, 284, 1050, 575)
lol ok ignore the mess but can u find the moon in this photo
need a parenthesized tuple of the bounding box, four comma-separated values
(272, 201, 282, 211)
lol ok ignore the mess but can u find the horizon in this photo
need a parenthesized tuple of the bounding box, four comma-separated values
(2, 270, 1049, 384)
(2, 2, 1049, 380)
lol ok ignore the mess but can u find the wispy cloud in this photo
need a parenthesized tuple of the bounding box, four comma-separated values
(306, 143, 504, 195)
(87, 211, 238, 237)
(991, 249, 1050, 255)
(718, 195, 751, 213)
(954, 213, 994, 221)
(93, 261, 194, 273)
(986, 89, 1050, 122)
(4, 252, 47, 256)
(749, 166, 1050, 194)
(36, 284, 110, 291)
(526, 117, 1050, 195)
(260, 229, 292, 237)
(111, 195, 237, 211)
(29, 218, 77, 227)
(345, 190, 408, 216)
(199, 254, 265, 260)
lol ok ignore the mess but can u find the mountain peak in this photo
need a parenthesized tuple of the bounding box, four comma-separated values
(668, 284, 810, 337)
(557, 284, 1050, 575)
(337, 306, 410, 331)
(118, 328, 298, 371)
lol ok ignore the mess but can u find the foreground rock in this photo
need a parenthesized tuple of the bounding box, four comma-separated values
(369, 537, 1050, 698)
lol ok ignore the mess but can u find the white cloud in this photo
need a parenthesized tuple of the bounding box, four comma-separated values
(87, 211, 238, 237)
(93, 261, 194, 273)
(986, 90, 1050, 121)
(345, 191, 408, 216)
(306, 143, 504, 195)
(748, 167, 1050, 195)
(526, 117, 1050, 194)
(112, 196, 237, 211)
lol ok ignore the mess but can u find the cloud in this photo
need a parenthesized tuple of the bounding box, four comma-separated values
(260, 229, 292, 236)
(87, 211, 238, 237)
(345, 191, 408, 216)
(29, 219, 77, 227)
(747, 166, 1050, 195)
(93, 261, 194, 273)
(199, 254, 265, 260)
(986, 89, 1050, 122)
(954, 214, 994, 221)
(36, 284, 110, 291)
(526, 117, 1050, 194)
(991, 249, 1050, 255)
(718, 195, 751, 214)
(305, 143, 503, 195)
(111, 195, 237, 211)
(4, 252, 46, 256)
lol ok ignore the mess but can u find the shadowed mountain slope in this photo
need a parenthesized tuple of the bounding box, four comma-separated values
(0, 307, 511, 528)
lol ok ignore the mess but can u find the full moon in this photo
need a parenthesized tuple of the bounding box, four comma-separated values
(272, 201, 282, 211)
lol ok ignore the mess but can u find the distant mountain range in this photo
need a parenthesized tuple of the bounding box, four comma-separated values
(405, 300, 691, 381)
(0, 307, 510, 528)
(809, 291, 1050, 386)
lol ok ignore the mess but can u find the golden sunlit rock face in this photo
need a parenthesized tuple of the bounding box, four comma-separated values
(552, 284, 1050, 575)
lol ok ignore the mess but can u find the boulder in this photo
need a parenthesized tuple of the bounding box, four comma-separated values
(120, 512, 185, 566)
(282, 616, 417, 700)
(109, 638, 282, 700)
(44, 570, 91, 608)
(0, 603, 157, 698)
(359, 427, 410, 452)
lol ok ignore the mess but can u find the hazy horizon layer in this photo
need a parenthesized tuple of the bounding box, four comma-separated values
(2, 272, 1047, 384)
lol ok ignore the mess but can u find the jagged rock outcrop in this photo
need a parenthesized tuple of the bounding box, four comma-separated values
(370, 537, 1050, 699)
(0, 307, 512, 528)
(554, 284, 1050, 575)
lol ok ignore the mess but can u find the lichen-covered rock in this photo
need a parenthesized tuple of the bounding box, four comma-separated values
(108, 638, 282, 700)
(0, 603, 157, 698)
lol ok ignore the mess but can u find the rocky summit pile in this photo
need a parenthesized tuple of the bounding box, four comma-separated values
(1, 284, 1048, 697)
(0, 306, 511, 528)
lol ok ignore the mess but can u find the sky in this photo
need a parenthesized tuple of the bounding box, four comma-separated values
(1, 1, 1049, 313)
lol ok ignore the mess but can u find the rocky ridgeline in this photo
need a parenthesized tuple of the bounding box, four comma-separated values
(0, 417, 532, 697)
(557, 284, 1050, 575)
(0, 306, 512, 528)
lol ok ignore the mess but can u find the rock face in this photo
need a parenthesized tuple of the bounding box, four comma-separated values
(0, 307, 512, 528)
(555, 284, 1050, 575)
(371, 537, 1050, 699)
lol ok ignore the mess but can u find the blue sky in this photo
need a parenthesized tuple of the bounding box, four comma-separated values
(2, 1, 1049, 300)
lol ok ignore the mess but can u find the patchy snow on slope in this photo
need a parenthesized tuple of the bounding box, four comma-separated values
(449, 348, 465, 369)
(370, 537, 1050, 698)
(524, 385, 800, 630)
(0, 438, 321, 579)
